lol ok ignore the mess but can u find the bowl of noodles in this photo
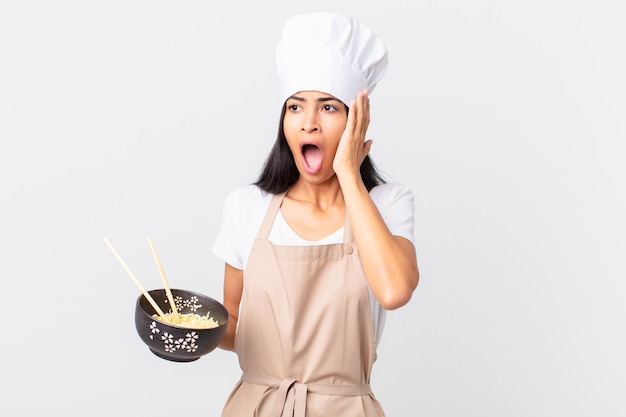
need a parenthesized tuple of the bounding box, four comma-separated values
(134, 288, 229, 362)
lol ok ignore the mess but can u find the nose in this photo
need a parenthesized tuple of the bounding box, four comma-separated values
(301, 110, 319, 132)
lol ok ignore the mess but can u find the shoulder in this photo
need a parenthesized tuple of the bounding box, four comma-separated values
(219, 184, 276, 238)
(369, 182, 414, 210)
(213, 185, 275, 269)
(222, 184, 274, 214)
(370, 182, 415, 244)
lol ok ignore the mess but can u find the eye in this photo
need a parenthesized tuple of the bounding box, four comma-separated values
(287, 103, 301, 112)
(323, 104, 338, 112)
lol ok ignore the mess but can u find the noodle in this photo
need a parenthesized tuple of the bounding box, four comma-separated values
(152, 311, 220, 329)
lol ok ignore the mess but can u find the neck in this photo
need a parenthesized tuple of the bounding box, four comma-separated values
(287, 177, 343, 211)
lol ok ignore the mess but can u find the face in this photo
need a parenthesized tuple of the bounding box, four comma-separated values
(283, 91, 348, 183)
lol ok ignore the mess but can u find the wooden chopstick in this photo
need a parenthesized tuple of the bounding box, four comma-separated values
(103, 236, 167, 320)
(147, 237, 178, 316)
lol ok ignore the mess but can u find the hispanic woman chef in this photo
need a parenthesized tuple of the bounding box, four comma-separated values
(212, 12, 419, 417)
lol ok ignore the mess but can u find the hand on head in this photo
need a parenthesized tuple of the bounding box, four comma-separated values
(333, 90, 372, 180)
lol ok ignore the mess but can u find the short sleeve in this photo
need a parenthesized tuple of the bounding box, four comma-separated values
(211, 185, 272, 270)
(211, 188, 244, 269)
(370, 183, 415, 245)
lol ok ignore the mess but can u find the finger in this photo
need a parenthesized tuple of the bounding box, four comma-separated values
(363, 91, 371, 134)
(363, 139, 373, 158)
(354, 91, 367, 137)
(346, 98, 357, 134)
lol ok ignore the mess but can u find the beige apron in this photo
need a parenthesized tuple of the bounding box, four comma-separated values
(221, 191, 385, 417)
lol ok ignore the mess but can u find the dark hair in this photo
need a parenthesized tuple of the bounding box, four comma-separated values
(254, 104, 387, 194)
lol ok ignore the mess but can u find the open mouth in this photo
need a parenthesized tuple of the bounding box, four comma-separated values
(302, 144, 323, 174)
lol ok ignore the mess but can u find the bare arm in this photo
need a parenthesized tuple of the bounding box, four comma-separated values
(220, 263, 243, 351)
(334, 90, 419, 310)
(342, 178, 418, 309)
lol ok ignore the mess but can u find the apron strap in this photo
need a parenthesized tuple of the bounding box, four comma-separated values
(255, 191, 287, 240)
(256, 189, 355, 244)
(343, 210, 354, 244)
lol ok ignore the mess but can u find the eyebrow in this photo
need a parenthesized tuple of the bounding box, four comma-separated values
(288, 95, 341, 103)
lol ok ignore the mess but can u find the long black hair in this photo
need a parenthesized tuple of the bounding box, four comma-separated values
(254, 104, 387, 194)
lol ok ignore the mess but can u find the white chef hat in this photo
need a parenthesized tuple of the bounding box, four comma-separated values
(276, 12, 388, 106)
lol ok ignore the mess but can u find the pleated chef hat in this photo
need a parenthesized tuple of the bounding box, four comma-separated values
(276, 12, 388, 106)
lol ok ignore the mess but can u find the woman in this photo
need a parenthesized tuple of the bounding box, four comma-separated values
(212, 12, 419, 417)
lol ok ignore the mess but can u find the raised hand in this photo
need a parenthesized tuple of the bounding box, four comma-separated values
(333, 90, 373, 182)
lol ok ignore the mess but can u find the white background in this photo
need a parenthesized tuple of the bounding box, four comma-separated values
(1, 1, 625, 416)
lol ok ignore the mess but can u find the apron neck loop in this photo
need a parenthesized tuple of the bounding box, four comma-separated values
(256, 191, 287, 240)
(257, 189, 354, 244)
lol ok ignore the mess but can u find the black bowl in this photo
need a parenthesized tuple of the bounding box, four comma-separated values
(134, 288, 229, 362)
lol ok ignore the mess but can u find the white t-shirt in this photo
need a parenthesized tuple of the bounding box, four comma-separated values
(212, 182, 415, 346)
